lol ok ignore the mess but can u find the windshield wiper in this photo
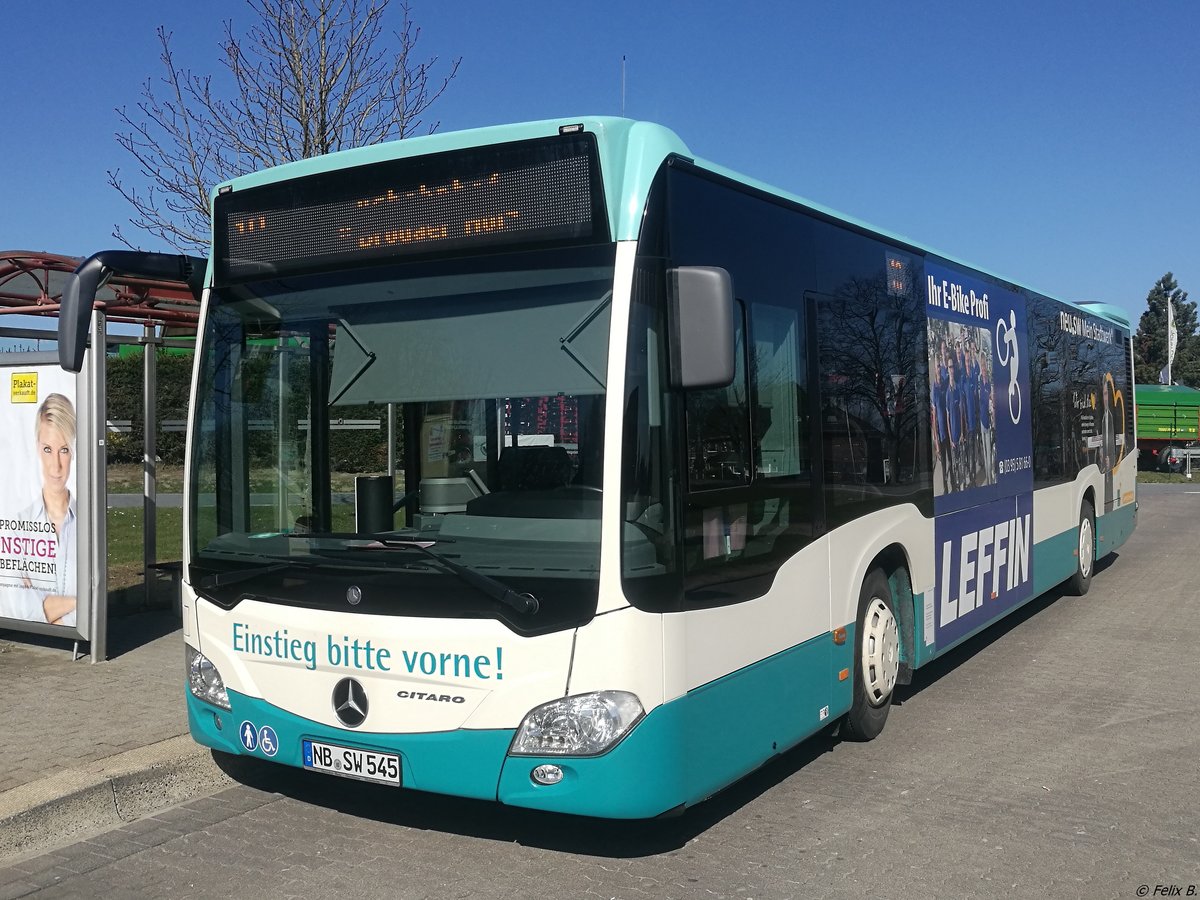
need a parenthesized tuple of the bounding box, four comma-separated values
(328, 318, 376, 405)
(195, 545, 322, 590)
(370, 539, 540, 615)
(197, 561, 293, 590)
(234, 534, 539, 615)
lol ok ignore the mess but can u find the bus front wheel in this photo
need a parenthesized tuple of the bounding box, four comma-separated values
(841, 567, 900, 742)
(1066, 499, 1095, 596)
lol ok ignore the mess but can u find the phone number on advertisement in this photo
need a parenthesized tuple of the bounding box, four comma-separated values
(997, 456, 1031, 475)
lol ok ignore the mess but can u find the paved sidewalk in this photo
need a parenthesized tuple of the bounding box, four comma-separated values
(0, 613, 233, 861)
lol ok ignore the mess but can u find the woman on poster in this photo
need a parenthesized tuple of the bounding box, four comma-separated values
(0, 393, 77, 626)
(1101, 379, 1116, 509)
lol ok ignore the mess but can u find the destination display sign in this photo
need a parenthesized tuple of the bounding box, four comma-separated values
(215, 133, 608, 283)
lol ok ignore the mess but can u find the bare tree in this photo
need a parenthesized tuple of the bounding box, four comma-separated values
(818, 273, 925, 486)
(110, 0, 460, 252)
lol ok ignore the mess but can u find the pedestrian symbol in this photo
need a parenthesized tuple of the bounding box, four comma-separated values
(239, 720, 259, 752)
(259, 725, 279, 757)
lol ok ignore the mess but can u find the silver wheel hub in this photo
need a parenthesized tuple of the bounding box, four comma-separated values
(861, 597, 899, 707)
(1079, 516, 1094, 578)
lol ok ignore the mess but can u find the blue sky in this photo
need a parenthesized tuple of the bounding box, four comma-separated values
(1, 0, 1196, 330)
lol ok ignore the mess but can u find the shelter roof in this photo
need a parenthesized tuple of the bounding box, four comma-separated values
(0, 250, 199, 327)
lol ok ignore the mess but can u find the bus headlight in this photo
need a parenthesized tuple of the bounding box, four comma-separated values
(186, 645, 231, 711)
(510, 691, 644, 756)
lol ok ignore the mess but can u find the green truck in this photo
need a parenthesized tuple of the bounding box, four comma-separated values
(1136, 384, 1200, 470)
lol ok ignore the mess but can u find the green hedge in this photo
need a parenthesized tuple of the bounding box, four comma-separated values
(106, 351, 393, 472)
(106, 352, 191, 465)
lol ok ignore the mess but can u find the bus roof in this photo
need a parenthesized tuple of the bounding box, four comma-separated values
(213, 116, 1129, 330)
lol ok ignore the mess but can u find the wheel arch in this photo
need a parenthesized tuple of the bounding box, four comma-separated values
(867, 543, 915, 686)
(1080, 484, 1096, 516)
(827, 505, 931, 687)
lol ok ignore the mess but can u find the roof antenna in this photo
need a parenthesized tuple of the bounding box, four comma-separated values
(621, 55, 626, 116)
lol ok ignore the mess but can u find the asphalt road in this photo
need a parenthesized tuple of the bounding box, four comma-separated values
(4, 485, 1198, 900)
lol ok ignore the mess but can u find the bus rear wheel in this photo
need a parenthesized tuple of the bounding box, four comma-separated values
(841, 567, 900, 742)
(1066, 499, 1095, 596)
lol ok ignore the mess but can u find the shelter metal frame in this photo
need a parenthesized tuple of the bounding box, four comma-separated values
(1, 251, 200, 662)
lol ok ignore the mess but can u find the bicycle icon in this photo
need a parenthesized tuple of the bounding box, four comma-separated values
(996, 311, 1022, 425)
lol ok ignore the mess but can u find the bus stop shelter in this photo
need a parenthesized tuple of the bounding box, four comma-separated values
(0, 250, 200, 661)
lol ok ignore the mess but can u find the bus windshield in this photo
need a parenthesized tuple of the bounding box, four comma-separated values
(189, 246, 614, 624)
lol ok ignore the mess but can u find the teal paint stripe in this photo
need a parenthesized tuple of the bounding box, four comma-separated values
(1033, 528, 1078, 597)
(187, 687, 512, 802)
(497, 705, 686, 818)
(910, 592, 936, 669)
(189, 631, 840, 818)
(217, 117, 627, 194)
(919, 502, 1139, 665)
(186, 503, 1139, 817)
(209, 117, 690, 246)
(206, 115, 1124, 328)
(921, 530, 1072, 663)
(499, 632, 836, 817)
(1098, 502, 1137, 557)
(832, 622, 855, 713)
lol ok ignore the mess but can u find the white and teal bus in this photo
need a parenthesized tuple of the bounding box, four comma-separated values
(60, 117, 1137, 818)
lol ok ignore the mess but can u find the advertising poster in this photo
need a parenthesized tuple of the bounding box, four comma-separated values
(925, 262, 1033, 650)
(1058, 309, 1127, 511)
(0, 363, 86, 635)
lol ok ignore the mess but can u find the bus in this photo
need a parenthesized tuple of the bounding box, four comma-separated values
(58, 117, 1137, 819)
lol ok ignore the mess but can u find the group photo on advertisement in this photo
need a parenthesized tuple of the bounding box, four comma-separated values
(928, 319, 998, 498)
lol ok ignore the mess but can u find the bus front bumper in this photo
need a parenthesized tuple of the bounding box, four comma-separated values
(186, 686, 687, 818)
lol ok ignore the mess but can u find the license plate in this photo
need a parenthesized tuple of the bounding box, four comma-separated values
(302, 739, 401, 786)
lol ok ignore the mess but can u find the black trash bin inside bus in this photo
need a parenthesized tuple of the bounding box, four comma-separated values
(356, 475, 394, 534)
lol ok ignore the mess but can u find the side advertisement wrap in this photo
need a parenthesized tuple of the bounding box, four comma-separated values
(1033, 303, 1127, 510)
(932, 493, 1033, 648)
(925, 261, 1033, 649)
(0, 364, 85, 635)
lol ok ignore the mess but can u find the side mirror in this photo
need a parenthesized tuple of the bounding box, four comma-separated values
(59, 255, 109, 373)
(59, 251, 206, 373)
(668, 266, 736, 390)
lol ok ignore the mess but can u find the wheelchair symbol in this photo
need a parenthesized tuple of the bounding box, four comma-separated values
(258, 725, 279, 757)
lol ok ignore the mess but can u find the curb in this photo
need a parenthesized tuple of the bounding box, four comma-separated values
(0, 735, 234, 863)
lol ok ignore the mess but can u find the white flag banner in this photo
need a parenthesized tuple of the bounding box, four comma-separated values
(1168, 299, 1178, 365)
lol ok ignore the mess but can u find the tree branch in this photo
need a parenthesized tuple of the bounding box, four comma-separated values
(112, 0, 459, 251)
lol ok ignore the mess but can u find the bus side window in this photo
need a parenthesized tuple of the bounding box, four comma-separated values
(681, 299, 815, 602)
(812, 238, 931, 527)
(684, 301, 750, 489)
(752, 302, 806, 480)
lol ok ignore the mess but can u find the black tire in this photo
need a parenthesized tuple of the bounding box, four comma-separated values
(841, 567, 901, 742)
(1066, 499, 1096, 596)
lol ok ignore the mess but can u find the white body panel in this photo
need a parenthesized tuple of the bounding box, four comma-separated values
(826, 505, 935, 630)
(1031, 449, 1135, 545)
(195, 598, 574, 731)
(1114, 448, 1138, 509)
(666, 535, 832, 698)
(567, 606, 666, 708)
(598, 241, 638, 615)
(1032, 468, 1102, 542)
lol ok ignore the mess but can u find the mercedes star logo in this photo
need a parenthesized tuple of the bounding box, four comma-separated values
(332, 677, 369, 728)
